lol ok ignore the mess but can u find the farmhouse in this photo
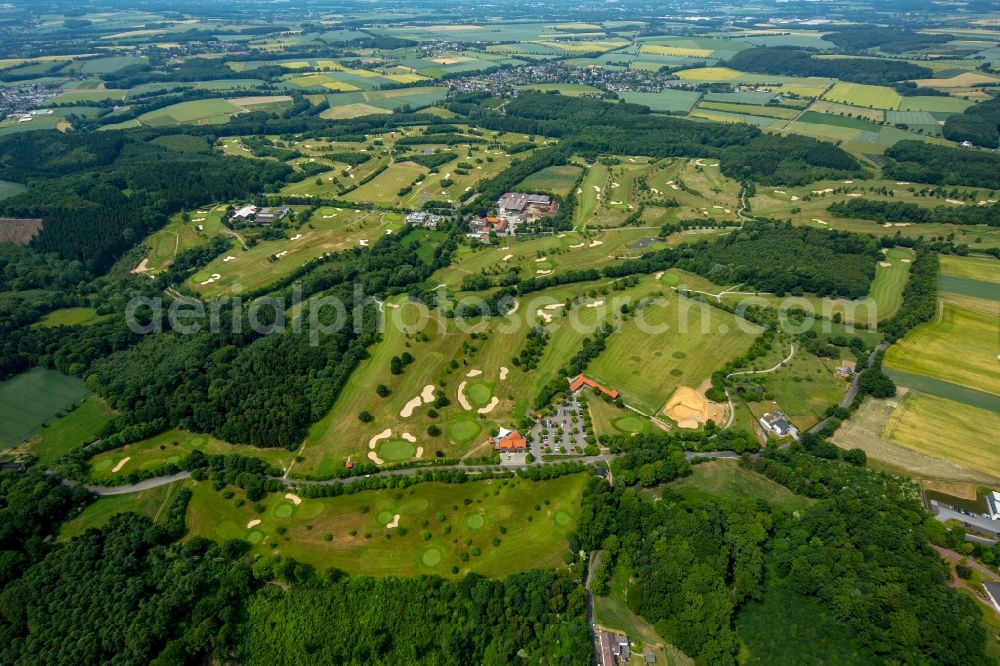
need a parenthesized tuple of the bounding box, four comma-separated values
(255, 205, 291, 224)
(231, 204, 259, 222)
(497, 192, 559, 224)
(759, 412, 793, 437)
(596, 630, 631, 666)
(491, 427, 527, 452)
(569, 374, 619, 400)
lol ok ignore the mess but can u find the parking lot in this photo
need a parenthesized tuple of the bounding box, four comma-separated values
(529, 395, 588, 458)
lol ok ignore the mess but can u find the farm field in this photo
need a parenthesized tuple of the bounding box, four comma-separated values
(132, 98, 246, 127)
(587, 293, 761, 416)
(822, 83, 902, 109)
(696, 101, 799, 120)
(0, 368, 90, 450)
(185, 473, 588, 577)
(87, 429, 294, 484)
(60, 480, 186, 541)
(619, 90, 702, 113)
(884, 303, 1000, 397)
(832, 396, 1000, 484)
(515, 83, 601, 96)
(188, 209, 402, 297)
(12, 397, 114, 464)
(884, 391, 1000, 479)
(939, 255, 1000, 283)
(516, 164, 583, 197)
(320, 86, 447, 118)
(657, 459, 814, 511)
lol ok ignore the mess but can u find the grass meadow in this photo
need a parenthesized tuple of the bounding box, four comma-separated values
(14, 397, 114, 464)
(0, 368, 90, 449)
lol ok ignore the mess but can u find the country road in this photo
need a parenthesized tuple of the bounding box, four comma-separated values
(808, 341, 889, 435)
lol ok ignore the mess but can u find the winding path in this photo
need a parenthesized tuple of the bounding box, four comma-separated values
(722, 343, 796, 429)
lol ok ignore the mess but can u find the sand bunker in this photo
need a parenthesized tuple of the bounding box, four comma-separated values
(585, 300, 605, 308)
(284, 493, 302, 506)
(593, 186, 601, 192)
(812, 219, 828, 225)
(879, 261, 892, 267)
(896, 182, 911, 185)
(569, 242, 585, 249)
(275, 251, 288, 258)
(369, 428, 392, 449)
(359, 239, 369, 246)
(457, 381, 472, 410)
(535, 256, 548, 262)
(415, 447, 424, 459)
(199, 273, 222, 286)
(420, 385, 435, 403)
(900, 258, 911, 263)
(812, 188, 834, 195)
(466, 368, 482, 378)
(507, 299, 520, 315)
(400, 397, 422, 418)
(945, 199, 965, 205)
(843, 180, 853, 184)
(502, 254, 514, 261)
(790, 195, 800, 201)
(111, 457, 130, 473)
(663, 386, 726, 429)
(499, 366, 509, 381)
(536, 269, 553, 275)
(368, 451, 384, 465)
(131, 258, 150, 274)
(401, 432, 417, 443)
(477, 396, 500, 414)
(247, 519, 261, 529)
(589, 240, 603, 247)
(386, 514, 400, 529)
(223, 255, 236, 262)
(290, 234, 302, 241)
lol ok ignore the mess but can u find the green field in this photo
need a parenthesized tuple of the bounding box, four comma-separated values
(143, 205, 227, 273)
(185, 474, 588, 577)
(515, 83, 601, 96)
(45, 88, 126, 105)
(658, 458, 814, 511)
(939, 255, 1000, 283)
(34, 307, 110, 327)
(16, 397, 114, 464)
(753, 349, 850, 430)
(0, 179, 26, 200)
(135, 99, 245, 127)
(885, 303, 1000, 397)
(619, 90, 702, 113)
(884, 391, 1000, 478)
(587, 293, 761, 415)
(60, 480, 185, 540)
(517, 164, 583, 197)
(0, 368, 90, 449)
(822, 83, 902, 110)
(87, 429, 294, 483)
(696, 101, 799, 120)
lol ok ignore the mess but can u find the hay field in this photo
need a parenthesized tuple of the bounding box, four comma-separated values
(822, 83, 902, 110)
(0, 368, 90, 449)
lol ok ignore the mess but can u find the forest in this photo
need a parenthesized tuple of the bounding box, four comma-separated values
(829, 198, 1000, 226)
(574, 450, 990, 665)
(728, 47, 930, 86)
(882, 140, 1000, 189)
(943, 95, 1000, 149)
(0, 131, 292, 272)
(674, 221, 879, 298)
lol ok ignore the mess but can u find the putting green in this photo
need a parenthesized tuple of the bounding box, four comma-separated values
(535, 260, 554, 269)
(613, 415, 645, 433)
(376, 510, 395, 525)
(165, 455, 181, 465)
(449, 419, 482, 443)
(379, 439, 416, 462)
(247, 530, 265, 544)
(466, 513, 485, 529)
(660, 271, 680, 285)
(273, 503, 294, 519)
(554, 509, 571, 526)
(190, 435, 208, 447)
(465, 382, 493, 407)
(422, 548, 442, 566)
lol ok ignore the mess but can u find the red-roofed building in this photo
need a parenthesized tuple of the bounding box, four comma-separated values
(569, 374, 619, 399)
(491, 427, 527, 452)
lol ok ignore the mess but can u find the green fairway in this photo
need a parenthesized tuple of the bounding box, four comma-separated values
(885, 303, 1000, 397)
(87, 429, 293, 483)
(19, 397, 114, 464)
(587, 293, 761, 415)
(0, 368, 90, 449)
(185, 474, 588, 577)
(59, 480, 185, 541)
(34, 307, 110, 327)
(517, 164, 583, 197)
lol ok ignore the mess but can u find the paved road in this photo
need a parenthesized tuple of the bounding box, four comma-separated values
(586, 550, 603, 664)
(78, 471, 192, 496)
(808, 341, 889, 435)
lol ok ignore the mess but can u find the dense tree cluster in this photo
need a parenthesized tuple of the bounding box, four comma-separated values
(830, 198, 1000, 227)
(821, 26, 953, 53)
(675, 222, 879, 298)
(880, 249, 938, 342)
(719, 133, 863, 185)
(943, 95, 1000, 149)
(883, 140, 1000, 189)
(729, 48, 930, 86)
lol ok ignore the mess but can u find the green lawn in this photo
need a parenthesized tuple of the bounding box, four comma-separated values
(186, 474, 588, 577)
(0, 368, 90, 449)
(0, 179, 26, 200)
(517, 164, 583, 197)
(588, 294, 761, 415)
(21, 397, 114, 464)
(658, 459, 814, 511)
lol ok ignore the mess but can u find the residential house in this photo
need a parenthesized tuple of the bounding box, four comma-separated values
(491, 427, 527, 452)
(569, 374, 619, 400)
(759, 412, 793, 437)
